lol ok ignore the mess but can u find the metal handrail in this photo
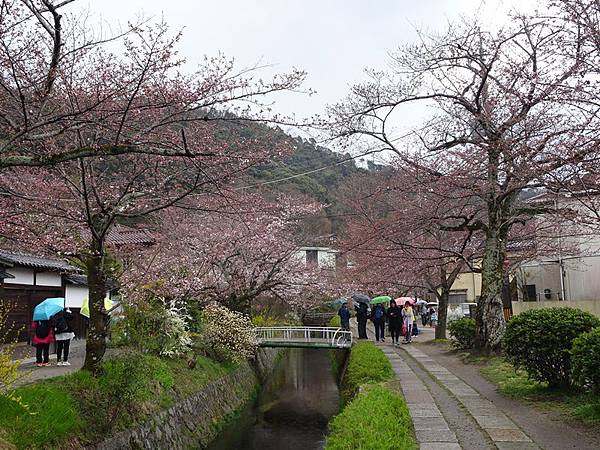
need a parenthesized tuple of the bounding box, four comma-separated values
(254, 326, 352, 348)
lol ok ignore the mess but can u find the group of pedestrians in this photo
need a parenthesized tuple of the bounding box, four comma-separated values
(31, 309, 75, 367)
(343, 298, 418, 345)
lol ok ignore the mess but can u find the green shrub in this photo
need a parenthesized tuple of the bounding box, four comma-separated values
(64, 352, 175, 437)
(343, 341, 394, 399)
(328, 314, 341, 328)
(326, 385, 415, 450)
(112, 297, 191, 357)
(571, 327, 600, 393)
(251, 314, 280, 327)
(503, 307, 600, 388)
(448, 318, 476, 349)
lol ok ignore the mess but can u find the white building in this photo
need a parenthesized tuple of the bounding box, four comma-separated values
(295, 246, 340, 270)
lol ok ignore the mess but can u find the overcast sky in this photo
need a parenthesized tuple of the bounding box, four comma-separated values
(74, 0, 535, 162)
(81, 1, 538, 115)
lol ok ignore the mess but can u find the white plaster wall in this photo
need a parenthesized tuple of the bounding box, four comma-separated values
(65, 284, 88, 308)
(36, 271, 62, 287)
(318, 251, 336, 269)
(563, 256, 600, 301)
(4, 267, 34, 285)
(293, 250, 307, 264)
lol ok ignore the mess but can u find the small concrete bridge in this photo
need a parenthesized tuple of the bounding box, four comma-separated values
(254, 326, 352, 349)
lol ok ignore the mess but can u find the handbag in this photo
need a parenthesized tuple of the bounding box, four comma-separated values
(401, 323, 407, 336)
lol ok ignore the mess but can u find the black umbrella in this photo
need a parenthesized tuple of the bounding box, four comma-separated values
(351, 293, 370, 304)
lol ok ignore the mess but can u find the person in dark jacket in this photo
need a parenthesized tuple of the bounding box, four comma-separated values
(387, 300, 402, 345)
(355, 302, 369, 339)
(338, 303, 351, 331)
(31, 320, 54, 367)
(52, 309, 75, 366)
(372, 303, 386, 342)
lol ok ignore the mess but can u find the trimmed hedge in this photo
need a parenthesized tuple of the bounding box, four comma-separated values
(503, 307, 600, 387)
(325, 385, 415, 450)
(448, 318, 476, 349)
(571, 327, 600, 394)
(342, 341, 394, 400)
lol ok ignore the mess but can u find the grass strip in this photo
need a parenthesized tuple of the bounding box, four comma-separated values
(326, 385, 416, 450)
(480, 357, 600, 427)
(342, 340, 394, 400)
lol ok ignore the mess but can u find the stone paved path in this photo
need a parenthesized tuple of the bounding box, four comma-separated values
(397, 344, 539, 450)
(379, 344, 461, 450)
(353, 319, 540, 450)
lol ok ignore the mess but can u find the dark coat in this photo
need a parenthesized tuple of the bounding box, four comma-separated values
(387, 305, 401, 325)
(355, 302, 368, 319)
(372, 304, 386, 322)
(52, 310, 74, 334)
(338, 306, 351, 322)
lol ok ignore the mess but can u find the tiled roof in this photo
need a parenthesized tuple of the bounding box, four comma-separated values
(65, 274, 88, 285)
(64, 273, 118, 290)
(106, 225, 155, 246)
(0, 250, 78, 272)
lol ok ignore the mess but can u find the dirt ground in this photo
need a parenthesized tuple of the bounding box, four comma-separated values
(415, 341, 600, 450)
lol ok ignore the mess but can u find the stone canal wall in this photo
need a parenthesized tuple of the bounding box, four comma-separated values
(94, 348, 281, 450)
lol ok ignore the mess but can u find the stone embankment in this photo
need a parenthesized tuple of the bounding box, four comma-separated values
(94, 348, 281, 450)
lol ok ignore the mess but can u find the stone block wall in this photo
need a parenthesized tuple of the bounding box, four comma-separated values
(94, 348, 281, 450)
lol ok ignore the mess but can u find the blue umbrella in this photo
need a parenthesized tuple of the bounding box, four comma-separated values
(33, 297, 64, 321)
(333, 298, 347, 305)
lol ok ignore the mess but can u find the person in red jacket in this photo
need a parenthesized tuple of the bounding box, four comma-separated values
(31, 320, 54, 367)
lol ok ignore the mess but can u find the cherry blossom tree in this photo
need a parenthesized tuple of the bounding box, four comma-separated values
(325, 6, 600, 352)
(0, 1, 305, 169)
(0, 1, 307, 372)
(119, 193, 326, 317)
(337, 165, 483, 339)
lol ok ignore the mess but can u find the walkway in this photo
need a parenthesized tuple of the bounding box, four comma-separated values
(361, 322, 540, 450)
(15, 340, 86, 385)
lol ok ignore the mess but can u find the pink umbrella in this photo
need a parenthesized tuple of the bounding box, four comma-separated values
(395, 297, 415, 306)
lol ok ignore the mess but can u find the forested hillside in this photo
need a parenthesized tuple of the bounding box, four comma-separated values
(248, 136, 379, 242)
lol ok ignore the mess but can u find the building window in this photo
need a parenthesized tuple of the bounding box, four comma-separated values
(448, 290, 467, 304)
(306, 250, 318, 267)
(524, 284, 537, 302)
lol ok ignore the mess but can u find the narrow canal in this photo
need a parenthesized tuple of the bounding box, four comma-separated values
(207, 348, 340, 450)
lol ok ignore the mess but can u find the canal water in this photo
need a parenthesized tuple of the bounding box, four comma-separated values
(207, 348, 340, 450)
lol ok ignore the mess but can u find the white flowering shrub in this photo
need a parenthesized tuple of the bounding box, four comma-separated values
(160, 299, 193, 357)
(113, 295, 192, 357)
(447, 306, 465, 323)
(201, 303, 257, 363)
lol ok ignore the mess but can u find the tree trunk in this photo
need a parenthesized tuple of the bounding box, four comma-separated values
(435, 289, 449, 340)
(82, 237, 108, 374)
(474, 230, 507, 354)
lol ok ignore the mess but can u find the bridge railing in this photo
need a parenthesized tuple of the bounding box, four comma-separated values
(254, 326, 352, 348)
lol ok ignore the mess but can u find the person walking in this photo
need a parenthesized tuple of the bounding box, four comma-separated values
(338, 303, 351, 331)
(372, 303, 386, 342)
(402, 301, 415, 344)
(52, 309, 75, 366)
(421, 308, 429, 327)
(428, 307, 436, 327)
(387, 300, 402, 346)
(355, 302, 369, 339)
(31, 319, 54, 367)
